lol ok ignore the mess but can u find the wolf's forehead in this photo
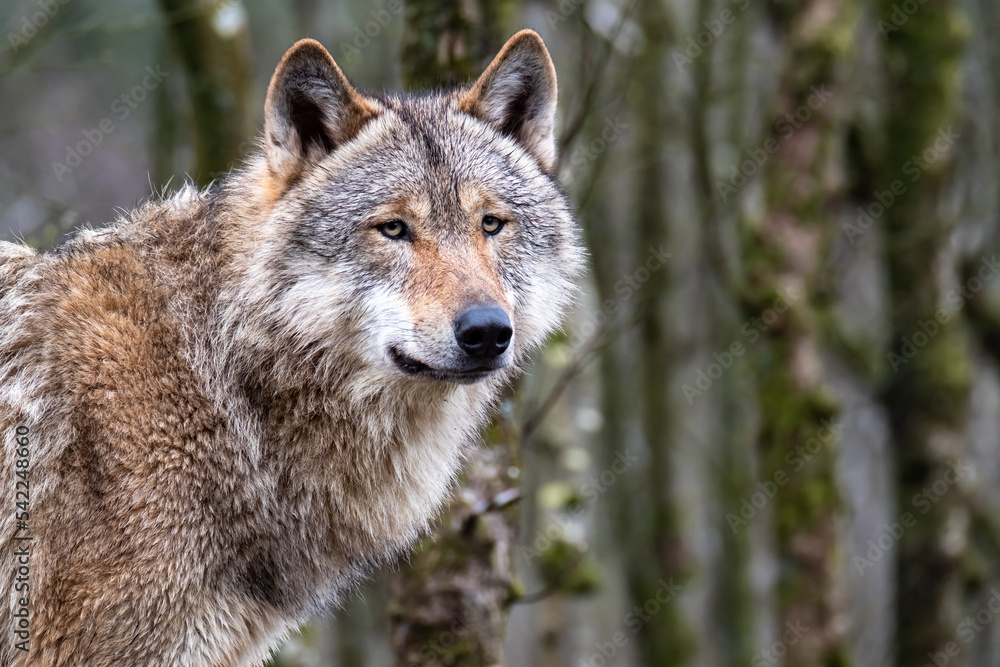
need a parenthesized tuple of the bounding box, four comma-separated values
(377, 97, 509, 175)
(352, 98, 514, 213)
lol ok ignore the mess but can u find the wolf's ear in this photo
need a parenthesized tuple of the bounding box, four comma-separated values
(264, 39, 378, 187)
(459, 30, 558, 172)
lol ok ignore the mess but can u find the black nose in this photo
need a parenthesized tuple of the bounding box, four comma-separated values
(454, 306, 512, 358)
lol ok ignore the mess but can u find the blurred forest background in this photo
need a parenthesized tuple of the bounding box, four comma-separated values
(3, 0, 1000, 665)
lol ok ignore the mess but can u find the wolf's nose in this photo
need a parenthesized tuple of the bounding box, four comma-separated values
(454, 307, 512, 358)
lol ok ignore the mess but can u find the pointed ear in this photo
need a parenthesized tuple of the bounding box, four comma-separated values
(459, 30, 558, 172)
(264, 39, 379, 187)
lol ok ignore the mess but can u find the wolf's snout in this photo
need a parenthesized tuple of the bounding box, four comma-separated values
(454, 306, 512, 358)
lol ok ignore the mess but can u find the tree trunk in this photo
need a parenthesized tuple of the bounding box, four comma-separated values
(875, 0, 971, 663)
(630, 1, 695, 665)
(400, 0, 511, 90)
(576, 1, 700, 664)
(156, 0, 252, 185)
(738, 1, 861, 663)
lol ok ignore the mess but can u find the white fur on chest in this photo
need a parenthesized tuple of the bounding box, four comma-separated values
(367, 382, 491, 542)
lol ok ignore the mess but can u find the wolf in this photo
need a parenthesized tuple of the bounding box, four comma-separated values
(0, 30, 582, 666)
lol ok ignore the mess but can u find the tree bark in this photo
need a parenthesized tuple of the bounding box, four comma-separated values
(577, 1, 699, 664)
(739, 1, 861, 663)
(875, 0, 971, 663)
(400, 0, 511, 90)
(630, 1, 695, 665)
(156, 0, 252, 185)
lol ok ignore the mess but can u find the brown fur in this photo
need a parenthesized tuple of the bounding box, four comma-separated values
(0, 31, 582, 666)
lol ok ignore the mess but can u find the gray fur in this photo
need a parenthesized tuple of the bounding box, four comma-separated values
(0, 32, 582, 666)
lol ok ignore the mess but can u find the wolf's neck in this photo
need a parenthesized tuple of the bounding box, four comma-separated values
(203, 275, 493, 545)
(227, 348, 491, 564)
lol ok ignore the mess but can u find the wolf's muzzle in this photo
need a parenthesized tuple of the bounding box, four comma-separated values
(454, 306, 512, 358)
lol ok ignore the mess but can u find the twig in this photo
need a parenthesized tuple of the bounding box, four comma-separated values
(506, 550, 585, 607)
(521, 330, 606, 443)
(557, 0, 641, 160)
(460, 488, 523, 536)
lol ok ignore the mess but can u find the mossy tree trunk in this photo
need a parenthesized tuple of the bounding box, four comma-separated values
(156, 0, 251, 185)
(617, 0, 694, 664)
(688, 1, 761, 663)
(400, 0, 512, 89)
(874, 1, 971, 663)
(739, 1, 861, 664)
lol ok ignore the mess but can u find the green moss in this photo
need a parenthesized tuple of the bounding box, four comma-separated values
(735, 5, 865, 660)
(823, 646, 852, 667)
(873, 0, 970, 660)
(535, 537, 602, 596)
(757, 373, 841, 577)
(400, 0, 514, 89)
(398, 622, 482, 665)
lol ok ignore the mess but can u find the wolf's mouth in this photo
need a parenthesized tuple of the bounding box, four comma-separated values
(389, 347, 500, 384)
(390, 347, 433, 374)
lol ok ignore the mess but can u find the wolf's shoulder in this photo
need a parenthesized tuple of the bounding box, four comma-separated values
(0, 241, 38, 300)
(3, 185, 212, 294)
(0, 192, 219, 454)
(0, 187, 215, 366)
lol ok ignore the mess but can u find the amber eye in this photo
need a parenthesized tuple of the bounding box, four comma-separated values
(378, 220, 409, 240)
(482, 215, 505, 235)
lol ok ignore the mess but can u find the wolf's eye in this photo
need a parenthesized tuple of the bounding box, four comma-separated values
(482, 216, 505, 235)
(378, 220, 409, 240)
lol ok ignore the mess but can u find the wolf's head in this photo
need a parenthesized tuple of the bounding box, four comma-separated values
(233, 32, 582, 390)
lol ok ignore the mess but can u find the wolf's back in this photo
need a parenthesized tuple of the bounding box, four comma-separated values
(0, 242, 39, 666)
(0, 243, 37, 300)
